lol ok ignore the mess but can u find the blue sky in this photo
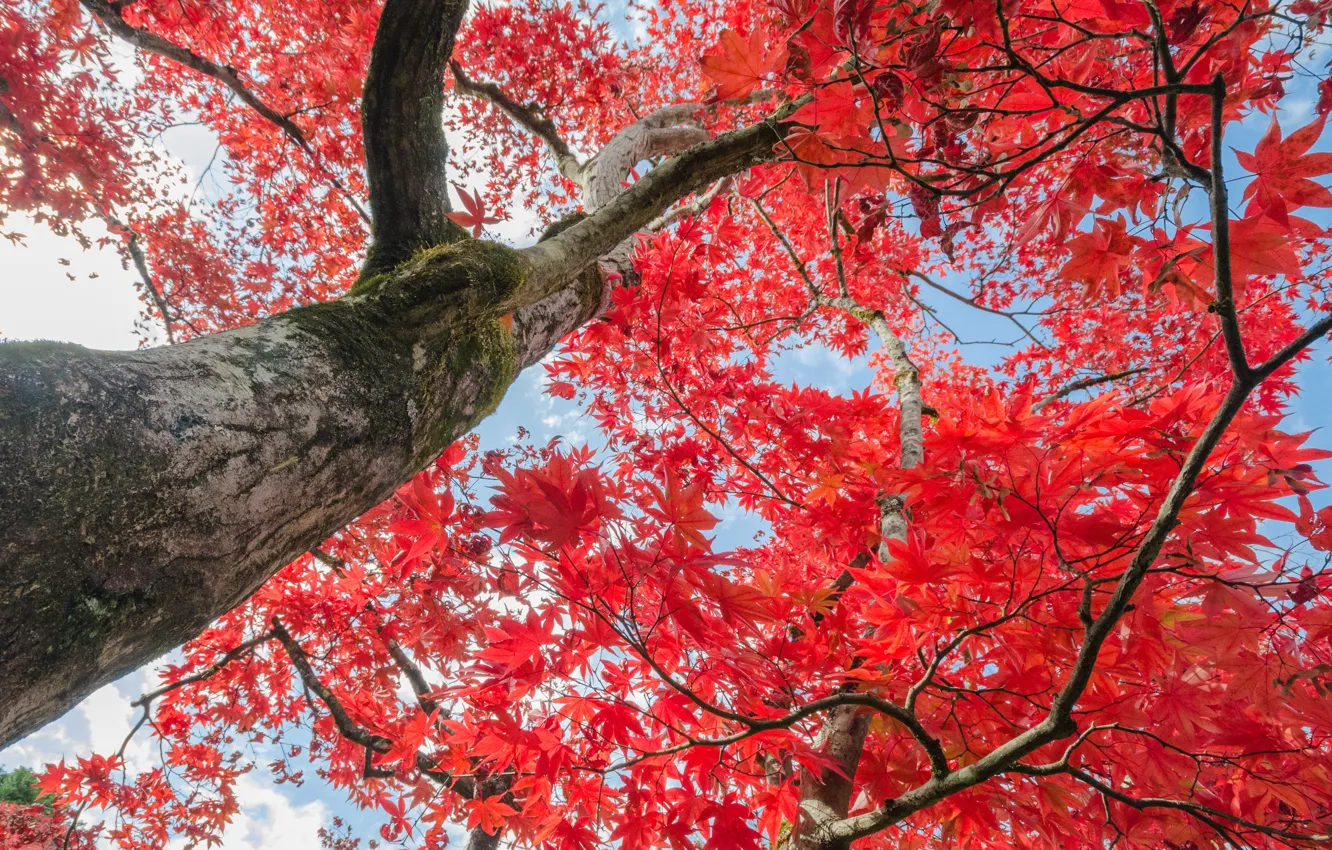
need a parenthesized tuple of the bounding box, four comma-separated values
(3, 11, 1332, 849)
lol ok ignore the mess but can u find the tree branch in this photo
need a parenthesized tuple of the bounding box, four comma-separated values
(514, 106, 794, 306)
(131, 631, 275, 710)
(449, 62, 584, 184)
(1206, 73, 1250, 380)
(272, 617, 478, 794)
(78, 0, 371, 225)
(310, 547, 441, 716)
(361, 0, 472, 270)
(1064, 765, 1332, 844)
(0, 237, 600, 748)
(79, 0, 305, 147)
(751, 199, 934, 848)
(810, 309, 1332, 846)
(1032, 368, 1148, 412)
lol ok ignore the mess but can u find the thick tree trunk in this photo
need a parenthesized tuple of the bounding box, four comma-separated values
(0, 240, 601, 747)
(3, 0, 784, 740)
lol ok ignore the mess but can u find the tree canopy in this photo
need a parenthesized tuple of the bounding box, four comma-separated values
(4, 0, 1332, 849)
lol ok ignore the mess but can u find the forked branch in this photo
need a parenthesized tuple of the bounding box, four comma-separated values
(450, 61, 584, 183)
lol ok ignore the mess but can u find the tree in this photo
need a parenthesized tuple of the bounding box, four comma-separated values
(4, 0, 1332, 848)
(0, 767, 45, 806)
(0, 766, 91, 849)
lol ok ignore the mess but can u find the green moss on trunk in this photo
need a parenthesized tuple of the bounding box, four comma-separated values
(282, 238, 524, 464)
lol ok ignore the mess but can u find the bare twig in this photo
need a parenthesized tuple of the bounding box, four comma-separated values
(1033, 368, 1148, 412)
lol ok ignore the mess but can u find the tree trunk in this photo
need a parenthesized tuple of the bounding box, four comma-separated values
(0, 239, 601, 747)
(0, 0, 785, 737)
(792, 706, 871, 850)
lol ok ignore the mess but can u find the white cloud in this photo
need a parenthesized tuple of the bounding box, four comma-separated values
(0, 216, 147, 350)
(0, 716, 81, 775)
(79, 680, 156, 776)
(167, 774, 329, 850)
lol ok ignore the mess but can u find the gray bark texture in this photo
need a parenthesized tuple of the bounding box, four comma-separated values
(0, 241, 600, 746)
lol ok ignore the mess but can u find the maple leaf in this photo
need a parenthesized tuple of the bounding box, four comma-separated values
(380, 796, 413, 840)
(1059, 215, 1140, 300)
(486, 454, 617, 549)
(610, 811, 661, 850)
(832, 0, 873, 49)
(807, 470, 845, 504)
(35, 763, 76, 802)
(1235, 116, 1332, 219)
(447, 185, 505, 237)
(465, 794, 519, 835)
(644, 468, 719, 552)
(791, 81, 868, 137)
(703, 797, 762, 850)
(1297, 494, 1332, 551)
(1193, 215, 1305, 289)
(388, 474, 455, 564)
(1015, 191, 1089, 246)
(882, 529, 955, 584)
(698, 29, 777, 102)
(383, 709, 439, 767)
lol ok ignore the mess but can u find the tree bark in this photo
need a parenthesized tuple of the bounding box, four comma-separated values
(0, 241, 599, 747)
(0, 114, 786, 749)
(791, 304, 925, 850)
(361, 0, 472, 270)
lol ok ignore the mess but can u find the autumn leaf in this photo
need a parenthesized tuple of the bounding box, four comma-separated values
(465, 794, 519, 834)
(1191, 215, 1304, 289)
(1230, 214, 1304, 280)
(1235, 116, 1332, 219)
(698, 29, 777, 102)
(447, 184, 505, 237)
(1013, 193, 1082, 246)
(1059, 215, 1140, 300)
(807, 470, 845, 504)
(791, 80, 868, 136)
(832, 0, 873, 48)
(882, 529, 955, 584)
(644, 468, 719, 552)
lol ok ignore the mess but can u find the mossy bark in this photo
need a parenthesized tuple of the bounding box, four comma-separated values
(0, 240, 598, 747)
(359, 0, 472, 272)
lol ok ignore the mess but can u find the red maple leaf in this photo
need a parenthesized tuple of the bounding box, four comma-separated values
(447, 185, 505, 237)
(1235, 116, 1332, 220)
(465, 794, 519, 835)
(1059, 215, 1141, 300)
(1224, 214, 1304, 281)
(698, 29, 778, 102)
(644, 468, 719, 552)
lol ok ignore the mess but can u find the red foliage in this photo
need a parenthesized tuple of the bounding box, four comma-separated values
(0, 802, 94, 850)
(8, 0, 1332, 848)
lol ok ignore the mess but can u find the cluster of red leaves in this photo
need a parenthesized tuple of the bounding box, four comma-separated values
(4, 0, 375, 335)
(53, 377, 1332, 849)
(0, 802, 94, 850)
(446, 0, 684, 230)
(0, 0, 146, 241)
(14, 0, 1332, 848)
